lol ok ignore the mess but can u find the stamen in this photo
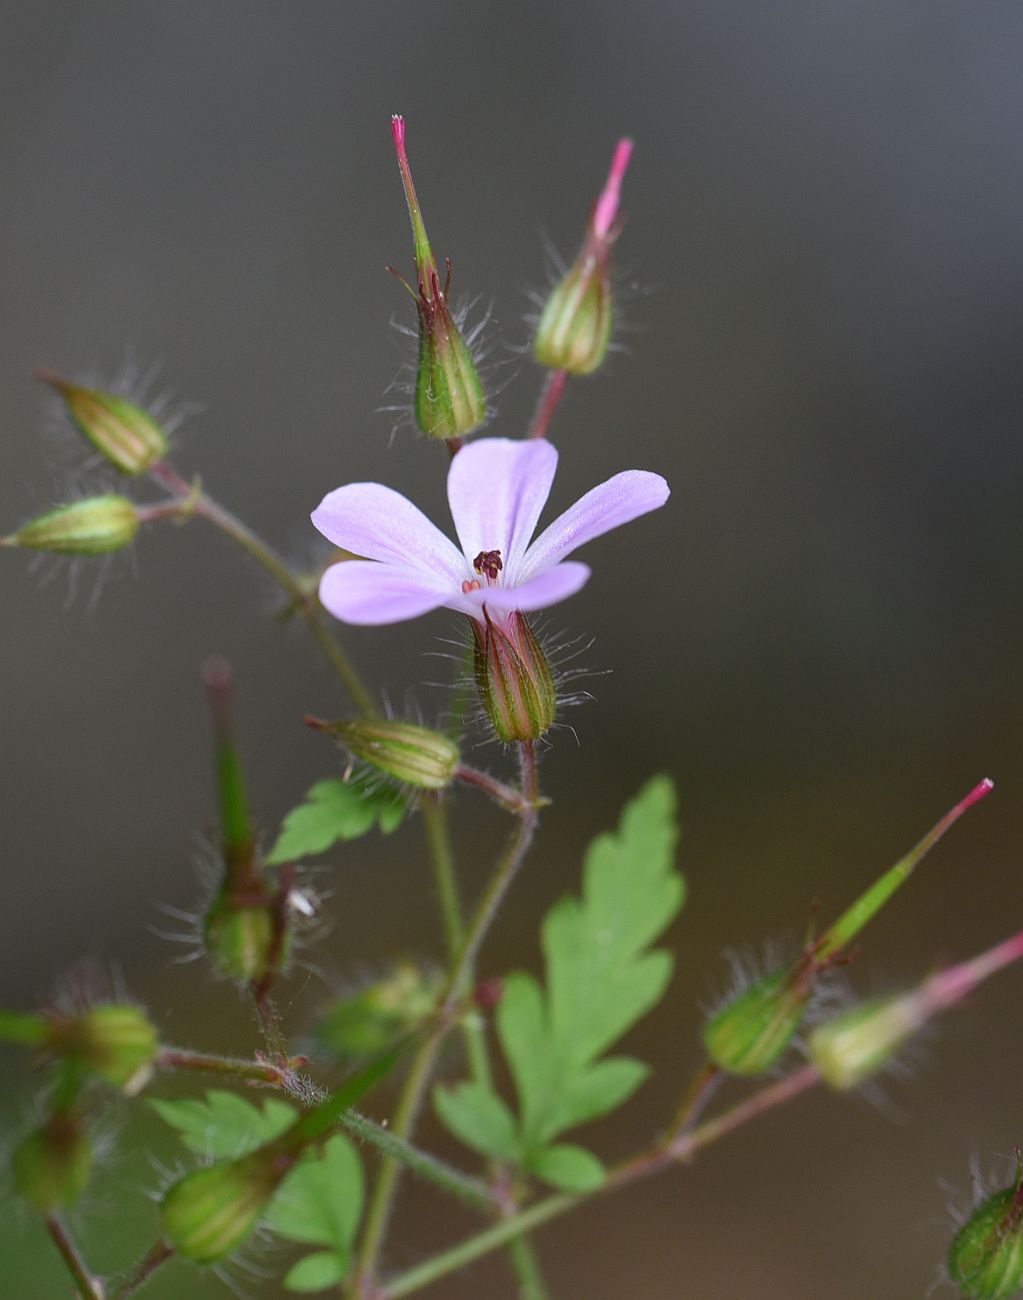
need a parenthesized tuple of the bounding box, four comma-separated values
(461, 578, 482, 594)
(472, 549, 503, 582)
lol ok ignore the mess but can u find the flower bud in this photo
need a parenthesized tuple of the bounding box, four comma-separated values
(37, 370, 168, 475)
(390, 116, 487, 439)
(314, 961, 440, 1061)
(703, 967, 811, 1076)
(533, 138, 632, 376)
(471, 609, 556, 743)
(4, 495, 139, 555)
(203, 891, 281, 985)
(948, 1176, 1023, 1300)
(48, 1004, 158, 1094)
(309, 718, 459, 790)
(11, 1113, 91, 1212)
(160, 1147, 294, 1263)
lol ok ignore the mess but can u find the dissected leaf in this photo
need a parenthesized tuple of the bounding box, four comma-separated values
(150, 1090, 294, 1158)
(267, 1134, 363, 1248)
(436, 776, 683, 1175)
(283, 1250, 346, 1292)
(528, 1143, 606, 1192)
(432, 1082, 522, 1163)
(265, 779, 405, 864)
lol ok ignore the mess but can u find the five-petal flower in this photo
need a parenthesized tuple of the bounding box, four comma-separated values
(311, 437, 669, 627)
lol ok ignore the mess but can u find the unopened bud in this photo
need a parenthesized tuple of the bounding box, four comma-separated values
(703, 967, 811, 1076)
(203, 891, 282, 985)
(12, 1113, 91, 1212)
(309, 718, 459, 790)
(533, 138, 632, 376)
(390, 115, 487, 439)
(48, 1004, 158, 1094)
(948, 1171, 1023, 1300)
(314, 961, 439, 1061)
(471, 609, 555, 743)
(4, 495, 139, 555)
(37, 371, 168, 475)
(160, 1147, 294, 1263)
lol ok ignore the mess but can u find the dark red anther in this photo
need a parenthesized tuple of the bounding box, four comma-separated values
(472, 549, 503, 581)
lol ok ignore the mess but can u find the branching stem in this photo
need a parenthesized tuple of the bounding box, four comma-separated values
(44, 1215, 104, 1299)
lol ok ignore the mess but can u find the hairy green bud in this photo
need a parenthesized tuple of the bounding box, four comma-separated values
(50, 1004, 158, 1094)
(311, 718, 459, 790)
(948, 1178, 1023, 1300)
(12, 1114, 91, 1213)
(472, 609, 555, 743)
(203, 891, 282, 985)
(160, 1148, 294, 1263)
(703, 967, 811, 1076)
(37, 370, 168, 475)
(5, 495, 139, 555)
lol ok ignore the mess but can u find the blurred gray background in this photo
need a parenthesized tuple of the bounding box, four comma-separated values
(2, 3, 1022, 1297)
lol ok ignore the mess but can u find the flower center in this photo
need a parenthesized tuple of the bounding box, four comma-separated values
(461, 549, 502, 595)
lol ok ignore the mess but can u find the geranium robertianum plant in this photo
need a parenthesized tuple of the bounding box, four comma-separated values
(1, 116, 1018, 1300)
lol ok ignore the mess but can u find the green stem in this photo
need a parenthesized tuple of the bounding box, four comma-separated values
(43, 1214, 103, 1300)
(0, 1009, 47, 1045)
(419, 793, 549, 1298)
(421, 795, 465, 960)
(352, 742, 542, 1296)
(338, 1109, 496, 1211)
(110, 1238, 175, 1300)
(149, 460, 375, 719)
(378, 1066, 822, 1298)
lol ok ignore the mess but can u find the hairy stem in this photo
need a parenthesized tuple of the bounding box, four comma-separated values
(110, 1239, 175, 1300)
(44, 1215, 104, 1299)
(528, 368, 568, 440)
(149, 460, 375, 718)
(378, 1066, 822, 1298)
(352, 742, 542, 1296)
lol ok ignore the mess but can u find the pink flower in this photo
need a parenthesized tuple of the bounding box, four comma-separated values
(311, 437, 669, 627)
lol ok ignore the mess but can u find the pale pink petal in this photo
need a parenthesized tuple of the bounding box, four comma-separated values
(312, 483, 465, 582)
(319, 560, 452, 625)
(519, 470, 669, 579)
(455, 562, 591, 617)
(447, 438, 558, 579)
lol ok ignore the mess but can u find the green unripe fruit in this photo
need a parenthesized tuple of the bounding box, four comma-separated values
(203, 893, 281, 985)
(948, 1184, 1023, 1300)
(703, 967, 810, 1076)
(160, 1149, 294, 1263)
(12, 1114, 91, 1212)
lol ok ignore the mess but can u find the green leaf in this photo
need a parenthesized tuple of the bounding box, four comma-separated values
(436, 777, 684, 1168)
(150, 1090, 295, 1158)
(432, 1083, 522, 1163)
(283, 1250, 347, 1292)
(528, 1143, 606, 1192)
(267, 1134, 363, 1250)
(542, 1056, 649, 1142)
(265, 779, 405, 864)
